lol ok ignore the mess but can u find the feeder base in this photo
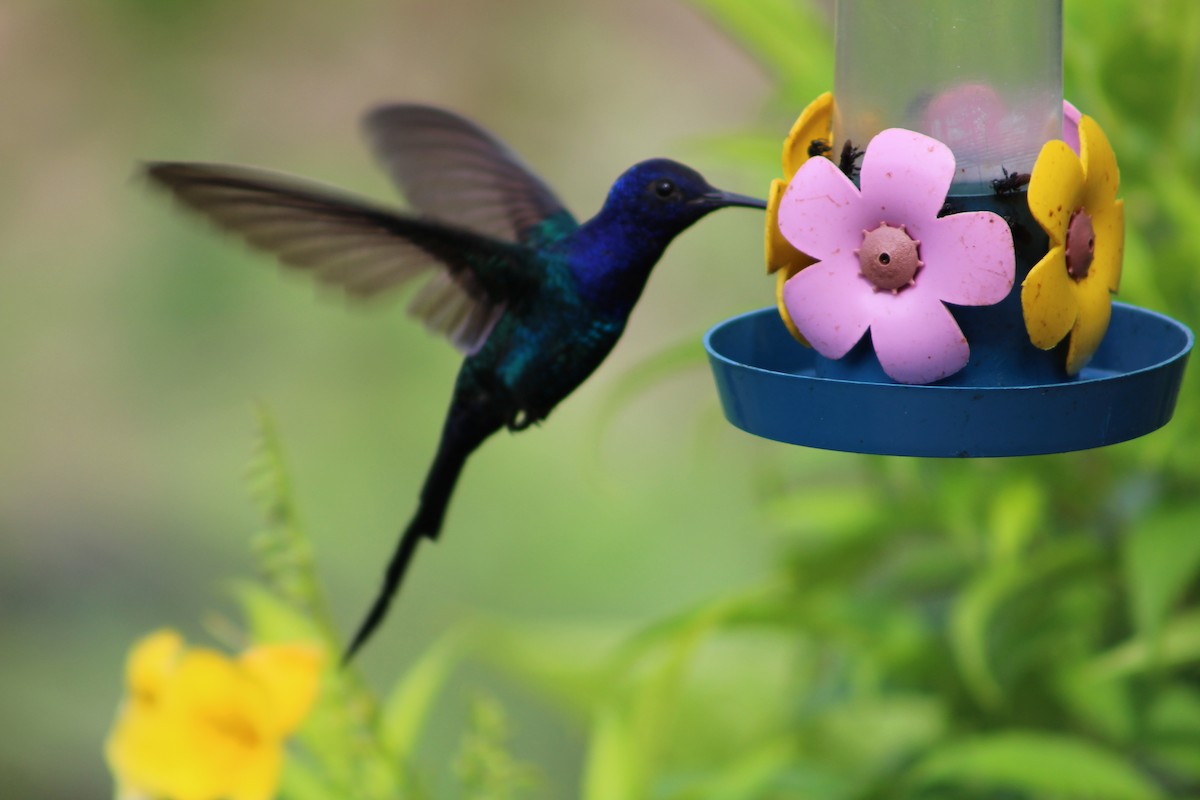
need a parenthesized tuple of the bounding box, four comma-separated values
(704, 303, 1192, 457)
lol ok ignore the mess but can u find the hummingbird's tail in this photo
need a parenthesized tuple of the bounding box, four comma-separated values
(343, 393, 506, 663)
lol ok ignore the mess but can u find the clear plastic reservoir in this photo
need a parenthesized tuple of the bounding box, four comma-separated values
(833, 0, 1062, 194)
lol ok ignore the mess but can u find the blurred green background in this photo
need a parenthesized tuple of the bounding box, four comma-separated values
(3, 0, 1200, 798)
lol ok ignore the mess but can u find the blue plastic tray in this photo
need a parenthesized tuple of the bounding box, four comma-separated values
(704, 303, 1192, 457)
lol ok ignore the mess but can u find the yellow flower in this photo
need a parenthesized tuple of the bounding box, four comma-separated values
(766, 91, 833, 344)
(1021, 114, 1125, 374)
(106, 629, 323, 800)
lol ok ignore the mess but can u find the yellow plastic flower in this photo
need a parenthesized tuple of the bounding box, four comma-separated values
(106, 629, 323, 800)
(766, 91, 833, 344)
(1022, 114, 1125, 374)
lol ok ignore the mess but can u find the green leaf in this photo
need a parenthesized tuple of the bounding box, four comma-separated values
(812, 695, 946, 773)
(1056, 662, 1135, 743)
(985, 477, 1046, 563)
(245, 403, 339, 649)
(378, 630, 467, 758)
(1123, 506, 1200, 646)
(950, 543, 1093, 709)
(279, 755, 344, 800)
(603, 583, 789, 679)
(1090, 609, 1200, 680)
(1145, 688, 1200, 781)
(581, 704, 636, 800)
(763, 484, 885, 541)
(242, 406, 403, 800)
(908, 732, 1164, 800)
(454, 696, 538, 800)
(471, 621, 620, 719)
(662, 739, 814, 800)
(233, 580, 323, 644)
(582, 588, 778, 800)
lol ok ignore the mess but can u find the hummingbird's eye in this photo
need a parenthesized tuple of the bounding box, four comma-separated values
(652, 179, 677, 199)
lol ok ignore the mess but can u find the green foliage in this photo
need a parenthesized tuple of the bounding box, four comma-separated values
(908, 733, 1165, 799)
(455, 697, 539, 800)
(191, 3, 1200, 798)
(551, 1, 1200, 797)
(240, 407, 536, 800)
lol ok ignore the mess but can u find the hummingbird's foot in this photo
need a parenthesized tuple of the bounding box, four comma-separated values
(508, 409, 543, 431)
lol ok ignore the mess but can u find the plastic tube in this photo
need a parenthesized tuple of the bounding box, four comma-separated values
(833, 0, 1062, 194)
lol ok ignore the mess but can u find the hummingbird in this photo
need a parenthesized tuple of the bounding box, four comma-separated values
(144, 104, 766, 660)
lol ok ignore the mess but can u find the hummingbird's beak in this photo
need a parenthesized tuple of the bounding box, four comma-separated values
(695, 188, 769, 210)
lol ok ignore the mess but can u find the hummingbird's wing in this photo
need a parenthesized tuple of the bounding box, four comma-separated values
(363, 104, 577, 246)
(144, 162, 538, 354)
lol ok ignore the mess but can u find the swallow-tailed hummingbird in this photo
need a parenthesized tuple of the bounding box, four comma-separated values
(145, 104, 766, 660)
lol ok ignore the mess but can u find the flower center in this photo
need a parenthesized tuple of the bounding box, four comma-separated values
(857, 223, 923, 293)
(1065, 208, 1095, 281)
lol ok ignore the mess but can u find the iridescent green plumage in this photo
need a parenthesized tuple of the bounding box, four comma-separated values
(145, 105, 765, 659)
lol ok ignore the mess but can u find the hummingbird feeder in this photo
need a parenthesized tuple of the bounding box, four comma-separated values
(705, 0, 1192, 457)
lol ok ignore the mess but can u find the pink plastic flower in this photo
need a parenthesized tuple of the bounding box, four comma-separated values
(778, 128, 1016, 384)
(1062, 100, 1082, 155)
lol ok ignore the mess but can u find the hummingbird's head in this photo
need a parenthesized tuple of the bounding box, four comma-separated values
(605, 158, 766, 234)
(572, 159, 766, 312)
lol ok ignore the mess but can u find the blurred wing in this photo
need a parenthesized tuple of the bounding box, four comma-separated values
(363, 104, 576, 244)
(144, 161, 529, 354)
